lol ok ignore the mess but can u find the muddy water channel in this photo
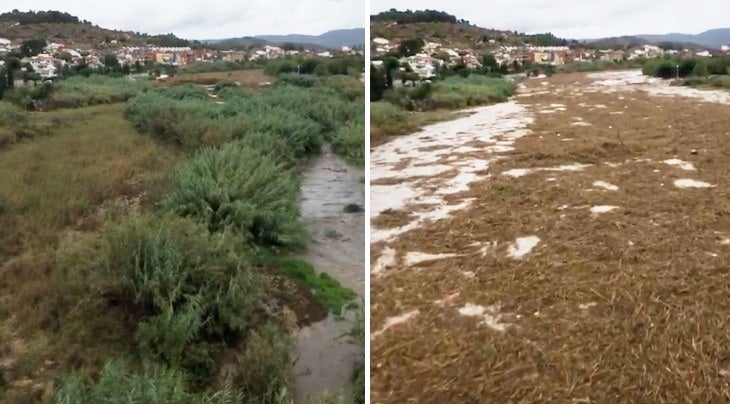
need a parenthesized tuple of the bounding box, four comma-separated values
(293, 144, 364, 402)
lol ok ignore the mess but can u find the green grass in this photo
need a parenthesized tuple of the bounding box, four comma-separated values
(260, 255, 356, 315)
(49, 75, 148, 109)
(370, 101, 464, 145)
(0, 101, 51, 147)
(0, 103, 177, 255)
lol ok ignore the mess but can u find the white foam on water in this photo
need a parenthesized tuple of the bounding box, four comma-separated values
(579, 302, 597, 310)
(674, 179, 715, 188)
(404, 252, 459, 266)
(503, 163, 592, 177)
(459, 303, 485, 316)
(458, 304, 509, 331)
(590, 205, 618, 214)
(593, 181, 619, 191)
(663, 158, 696, 171)
(507, 236, 540, 259)
(372, 247, 396, 275)
(371, 310, 420, 339)
(370, 102, 534, 243)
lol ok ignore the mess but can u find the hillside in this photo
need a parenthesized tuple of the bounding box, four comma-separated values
(0, 10, 190, 49)
(370, 10, 569, 50)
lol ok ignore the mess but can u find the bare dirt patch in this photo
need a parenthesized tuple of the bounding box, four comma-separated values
(156, 69, 273, 90)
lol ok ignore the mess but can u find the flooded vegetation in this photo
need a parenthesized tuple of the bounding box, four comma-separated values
(371, 70, 730, 402)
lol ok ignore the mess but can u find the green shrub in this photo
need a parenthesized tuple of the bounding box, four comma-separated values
(332, 118, 365, 166)
(222, 322, 292, 402)
(276, 73, 321, 88)
(53, 214, 265, 386)
(50, 75, 146, 108)
(370, 101, 405, 128)
(164, 141, 304, 247)
(55, 360, 240, 403)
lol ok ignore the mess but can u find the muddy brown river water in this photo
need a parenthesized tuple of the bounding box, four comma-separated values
(293, 144, 364, 402)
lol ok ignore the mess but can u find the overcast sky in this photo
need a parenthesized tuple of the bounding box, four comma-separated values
(371, 0, 730, 39)
(2, 0, 364, 39)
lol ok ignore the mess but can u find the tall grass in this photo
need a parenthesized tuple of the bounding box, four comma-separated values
(55, 360, 242, 404)
(430, 76, 517, 108)
(163, 140, 304, 247)
(50, 75, 147, 108)
(0, 101, 50, 147)
(52, 213, 294, 396)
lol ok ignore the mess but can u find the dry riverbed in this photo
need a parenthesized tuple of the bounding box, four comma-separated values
(370, 70, 730, 402)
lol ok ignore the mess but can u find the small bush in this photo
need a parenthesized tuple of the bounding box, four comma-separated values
(164, 141, 304, 247)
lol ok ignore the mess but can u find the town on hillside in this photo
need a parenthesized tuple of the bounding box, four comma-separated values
(372, 34, 730, 80)
(0, 37, 363, 84)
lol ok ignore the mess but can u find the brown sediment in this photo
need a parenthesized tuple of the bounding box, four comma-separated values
(371, 71, 730, 402)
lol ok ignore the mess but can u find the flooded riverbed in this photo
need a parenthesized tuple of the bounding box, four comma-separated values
(293, 144, 364, 402)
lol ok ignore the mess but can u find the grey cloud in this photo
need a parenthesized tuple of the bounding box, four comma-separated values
(371, 0, 730, 38)
(2, 0, 364, 39)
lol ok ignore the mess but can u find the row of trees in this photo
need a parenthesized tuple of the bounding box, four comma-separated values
(643, 55, 730, 79)
(0, 9, 83, 24)
(371, 9, 468, 25)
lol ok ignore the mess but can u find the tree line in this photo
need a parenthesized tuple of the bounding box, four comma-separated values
(0, 9, 83, 25)
(371, 9, 469, 25)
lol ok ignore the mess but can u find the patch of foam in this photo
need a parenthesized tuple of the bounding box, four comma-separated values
(593, 181, 619, 191)
(371, 101, 533, 243)
(503, 163, 592, 177)
(720, 237, 730, 246)
(459, 303, 486, 316)
(458, 304, 509, 331)
(579, 302, 597, 310)
(674, 179, 715, 188)
(590, 205, 618, 214)
(663, 158, 696, 171)
(404, 252, 459, 266)
(371, 310, 420, 339)
(571, 121, 592, 127)
(372, 247, 396, 275)
(507, 236, 540, 259)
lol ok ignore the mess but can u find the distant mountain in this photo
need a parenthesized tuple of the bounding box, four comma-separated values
(637, 28, 730, 48)
(206, 28, 365, 50)
(585, 28, 730, 49)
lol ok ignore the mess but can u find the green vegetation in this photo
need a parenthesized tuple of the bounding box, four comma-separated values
(263, 56, 365, 77)
(125, 75, 363, 164)
(1, 49, 363, 401)
(642, 56, 730, 90)
(0, 101, 50, 147)
(164, 140, 305, 247)
(1, 75, 148, 110)
(371, 9, 465, 24)
(55, 360, 239, 403)
(642, 55, 730, 79)
(260, 256, 356, 315)
(558, 59, 645, 73)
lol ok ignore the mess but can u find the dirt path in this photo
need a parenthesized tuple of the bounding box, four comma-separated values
(293, 145, 365, 402)
(371, 70, 730, 402)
